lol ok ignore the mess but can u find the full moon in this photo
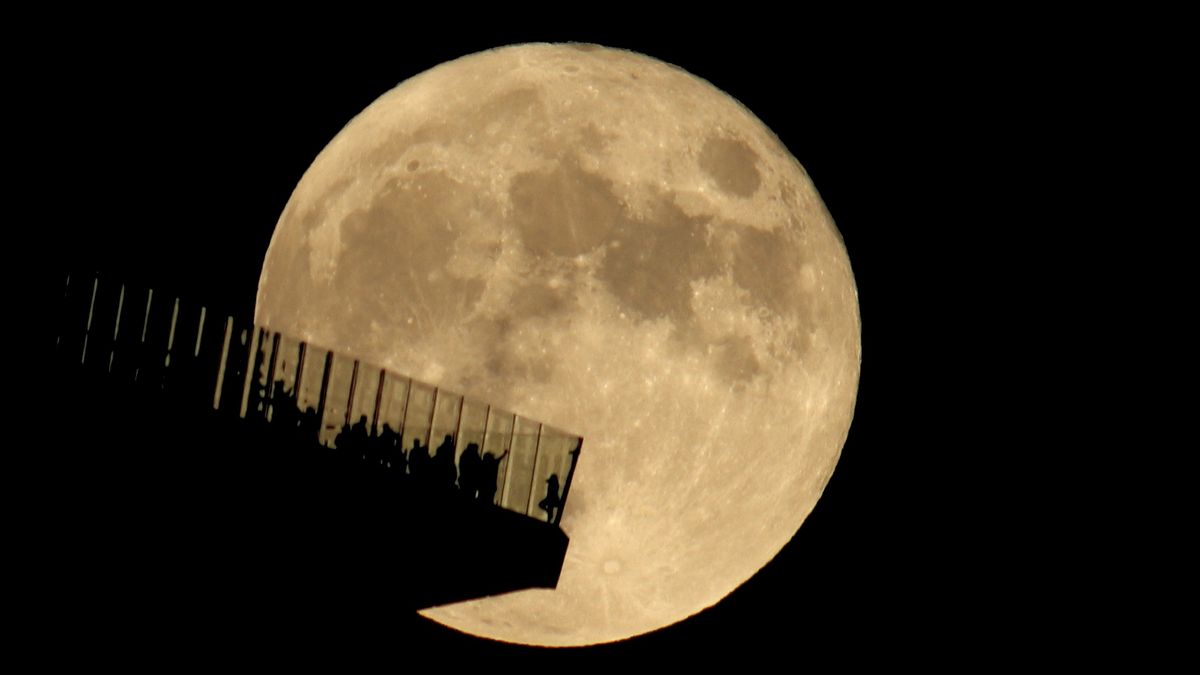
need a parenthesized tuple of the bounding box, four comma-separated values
(256, 43, 860, 646)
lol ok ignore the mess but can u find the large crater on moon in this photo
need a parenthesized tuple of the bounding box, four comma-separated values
(257, 43, 860, 647)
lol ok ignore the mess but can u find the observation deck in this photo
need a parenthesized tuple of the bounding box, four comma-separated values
(44, 268, 582, 611)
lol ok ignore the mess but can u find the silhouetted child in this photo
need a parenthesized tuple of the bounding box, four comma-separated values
(538, 474, 562, 523)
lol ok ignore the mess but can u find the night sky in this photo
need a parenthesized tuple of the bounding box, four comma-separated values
(27, 21, 1020, 662)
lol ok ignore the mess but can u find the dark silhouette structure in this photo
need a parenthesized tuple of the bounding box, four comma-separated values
(46, 267, 583, 612)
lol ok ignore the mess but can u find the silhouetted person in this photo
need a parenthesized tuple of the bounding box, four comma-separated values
(432, 434, 458, 490)
(538, 474, 563, 523)
(408, 437, 430, 483)
(458, 442, 482, 498)
(376, 423, 403, 473)
(363, 420, 381, 464)
(332, 421, 359, 472)
(478, 449, 509, 505)
(334, 416, 369, 463)
(334, 422, 351, 448)
(298, 407, 322, 448)
(350, 415, 369, 459)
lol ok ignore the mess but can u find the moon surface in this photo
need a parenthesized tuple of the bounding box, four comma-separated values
(256, 43, 860, 646)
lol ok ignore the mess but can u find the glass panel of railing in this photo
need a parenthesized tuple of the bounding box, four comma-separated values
(452, 398, 490, 497)
(294, 344, 327, 422)
(247, 328, 275, 419)
(482, 409, 515, 506)
(528, 425, 579, 523)
(429, 388, 463, 464)
(376, 372, 411, 440)
(267, 334, 303, 423)
(418, 388, 458, 490)
(320, 353, 357, 447)
(351, 363, 384, 434)
(501, 416, 541, 515)
(401, 379, 437, 461)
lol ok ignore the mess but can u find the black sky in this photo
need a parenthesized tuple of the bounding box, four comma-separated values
(25, 21, 1028, 662)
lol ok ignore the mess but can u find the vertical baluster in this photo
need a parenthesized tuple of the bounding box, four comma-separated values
(80, 275, 98, 364)
(397, 375, 413, 440)
(263, 332, 281, 421)
(316, 351, 333, 422)
(526, 423, 545, 518)
(212, 316, 233, 410)
(345, 360, 360, 428)
(107, 284, 125, 373)
(133, 288, 153, 382)
(370, 369, 385, 435)
(238, 327, 262, 419)
(193, 307, 206, 358)
(294, 342, 307, 397)
(164, 297, 180, 367)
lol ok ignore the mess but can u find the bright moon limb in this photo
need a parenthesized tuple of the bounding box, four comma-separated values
(256, 43, 860, 646)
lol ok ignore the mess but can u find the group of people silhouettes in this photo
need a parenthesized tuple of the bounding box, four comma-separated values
(262, 380, 566, 522)
(336, 420, 563, 522)
(337, 420, 509, 500)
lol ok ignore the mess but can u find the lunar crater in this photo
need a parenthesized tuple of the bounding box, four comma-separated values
(508, 159, 622, 258)
(699, 136, 763, 198)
